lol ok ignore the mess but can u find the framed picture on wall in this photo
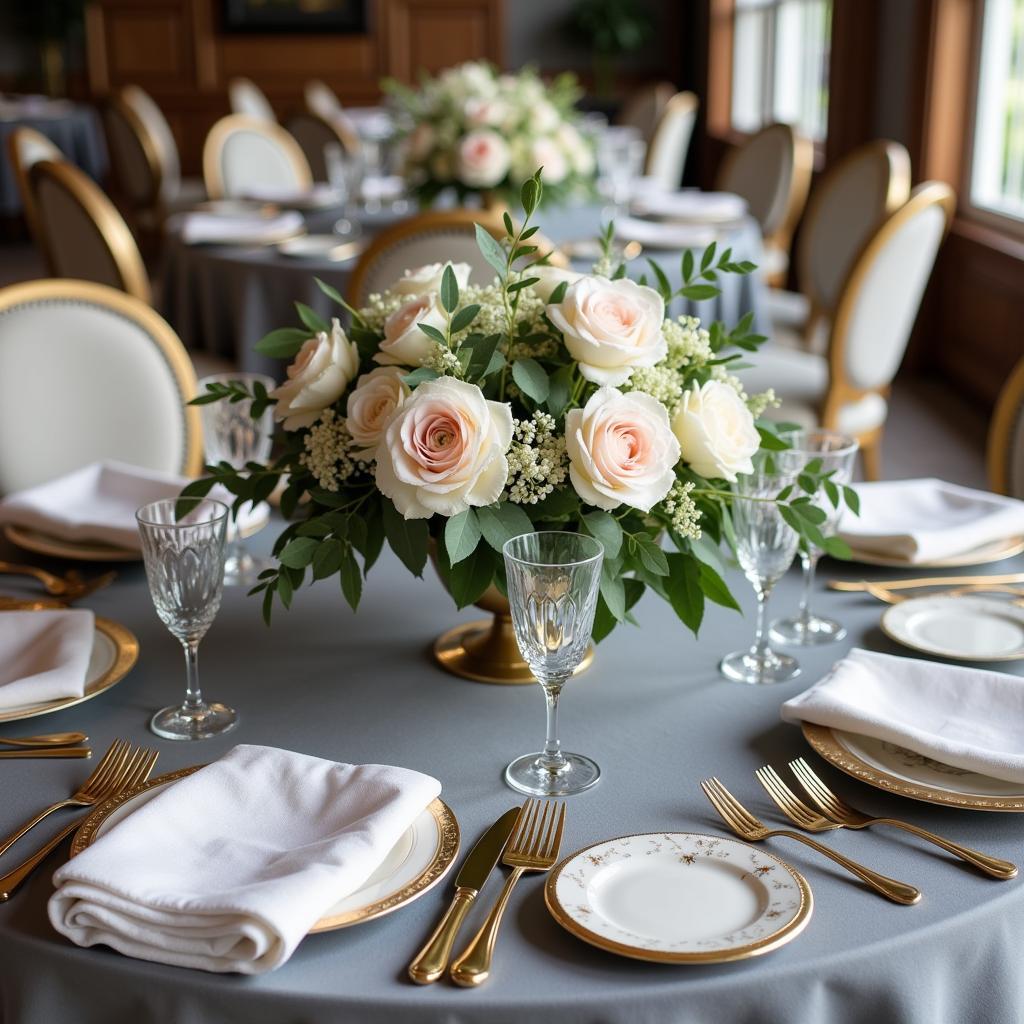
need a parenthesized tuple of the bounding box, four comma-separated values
(222, 0, 367, 33)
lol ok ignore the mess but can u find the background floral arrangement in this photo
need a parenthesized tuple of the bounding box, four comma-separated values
(187, 173, 851, 641)
(384, 61, 596, 207)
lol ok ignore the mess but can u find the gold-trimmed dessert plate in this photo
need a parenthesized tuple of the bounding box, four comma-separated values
(802, 723, 1024, 812)
(843, 535, 1024, 568)
(72, 765, 461, 931)
(545, 832, 812, 964)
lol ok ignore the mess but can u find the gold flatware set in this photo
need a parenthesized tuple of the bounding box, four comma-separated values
(0, 561, 117, 602)
(0, 732, 91, 759)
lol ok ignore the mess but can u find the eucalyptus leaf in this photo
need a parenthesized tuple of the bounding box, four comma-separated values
(476, 502, 533, 552)
(382, 501, 429, 577)
(254, 327, 309, 358)
(445, 508, 482, 564)
(582, 510, 622, 559)
(511, 358, 550, 403)
(475, 223, 508, 277)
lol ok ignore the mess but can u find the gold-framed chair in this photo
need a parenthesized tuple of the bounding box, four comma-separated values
(739, 182, 956, 480)
(644, 91, 700, 191)
(6, 127, 64, 269)
(616, 81, 676, 147)
(27, 159, 151, 304)
(988, 358, 1024, 499)
(285, 110, 360, 183)
(347, 209, 566, 308)
(304, 79, 343, 121)
(228, 77, 276, 123)
(0, 279, 202, 494)
(202, 115, 313, 200)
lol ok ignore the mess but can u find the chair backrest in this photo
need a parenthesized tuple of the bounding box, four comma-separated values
(228, 77, 276, 122)
(286, 111, 359, 182)
(644, 91, 699, 190)
(0, 279, 201, 494)
(103, 95, 161, 211)
(28, 160, 151, 304)
(6, 127, 63, 265)
(616, 81, 675, 146)
(120, 85, 182, 200)
(305, 79, 342, 121)
(988, 358, 1024, 499)
(797, 140, 911, 318)
(202, 115, 312, 199)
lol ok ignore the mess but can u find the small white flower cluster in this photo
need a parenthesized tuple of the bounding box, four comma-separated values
(360, 291, 407, 334)
(299, 410, 367, 492)
(505, 410, 568, 505)
(660, 479, 702, 540)
(423, 343, 463, 376)
(626, 365, 684, 408)
(662, 316, 713, 370)
(746, 388, 779, 418)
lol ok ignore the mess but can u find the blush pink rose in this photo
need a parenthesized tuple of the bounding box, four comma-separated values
(455, 129, 511, 188)
(346, 366, 410, 454)
(375, 293, 447, 368)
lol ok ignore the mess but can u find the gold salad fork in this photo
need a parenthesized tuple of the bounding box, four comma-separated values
(450, 799, 566, 987)
(702, 776, 921, 904)
(0, 745, 158, 900)
(0, 562, 117, 601)
(787, 758, 1017, 879)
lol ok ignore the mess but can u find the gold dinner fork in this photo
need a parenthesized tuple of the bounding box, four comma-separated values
(701, 776, 921, 904)
(450, 799, 566, 987)
(787, 758, 1017, 879)
(0, 746, 158, 900)
(0, 562, 117, 601)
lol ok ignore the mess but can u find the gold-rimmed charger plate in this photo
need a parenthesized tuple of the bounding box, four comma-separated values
(0, 605, 138, 723)
(72, 765, 460, 931)
(802, 723, 1024, 812)
(545, 832, 813, 964)
(843, 535, 1024, 568)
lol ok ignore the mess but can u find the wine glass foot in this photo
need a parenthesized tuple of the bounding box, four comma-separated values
(770, 614, 847, 645)
(223, 550, 274, 588)
(150, 702, 238, 741)
(504, 752, 601, 797)
(719, 648, 800, 685)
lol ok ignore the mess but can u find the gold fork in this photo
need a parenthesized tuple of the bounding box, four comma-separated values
(0, 746, 158, 900)
(702, 776, 921, 904)
(450, 799, 565, 987)
(0, 562, 117, 600)
(788, 758, 1017, 879)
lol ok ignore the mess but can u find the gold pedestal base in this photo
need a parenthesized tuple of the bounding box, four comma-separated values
(433, 613, 594, 685)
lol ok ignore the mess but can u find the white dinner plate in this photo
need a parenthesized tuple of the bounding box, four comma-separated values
(545, 832, 812, 964)
(844, 535, 1024, 568)
(276, 235, 365, 262)
(881, 594, 1024, 662)
(72, 766, 460, 932)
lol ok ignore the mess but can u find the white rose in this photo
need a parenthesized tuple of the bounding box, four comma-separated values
(375, 293, 447, 368)
(558, 123, 594, 176)
(565, 387, 680, 513)
(346, 366, 410, 454)
(392, 261, 471, 297)
(375, 376, 514, 519)
(270, 318, 358, 430)
(530, 137, 569, 185)
(464, 96, 509, 127)
(533, 100, 560, 132)
(672, 381, 760, 482)
(456, 130, 511, 188)
(530, 264, 583, 302)
(548, 277, 666, 386)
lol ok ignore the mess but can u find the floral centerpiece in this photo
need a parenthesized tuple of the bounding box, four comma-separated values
(187, 173, 851, 658)
(384, 61, 596, 208)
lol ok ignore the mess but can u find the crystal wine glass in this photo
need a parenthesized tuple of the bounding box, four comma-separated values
(771, 430, 859, 645)
(597, 127, 646, 220)
(502, 531, 604, 797)
(136, 497, 237, 740)
(720, 473, 801, 685)
(196, 372, 275, 587)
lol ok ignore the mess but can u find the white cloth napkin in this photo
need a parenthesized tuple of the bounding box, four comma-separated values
(631, 190, 747, 223)
(838, 478, 1024, 563)
(49, 745, 442, 974)
(240, 183, 341, 208)
(781, 648, 1024, 783)
(360, 175, 405, 203)
(178, 210, 303, 244)
(614, 214, 718, 250)
(0, 609, 94, 710)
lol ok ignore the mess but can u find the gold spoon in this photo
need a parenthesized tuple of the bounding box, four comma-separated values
(0, 732, 88, 748)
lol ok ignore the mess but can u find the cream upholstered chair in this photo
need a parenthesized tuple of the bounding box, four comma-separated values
(769, 140, 911, 352)
(202, 115, 313, 199)
(644, 91, 699, 191)
(28, 160, 151, 304)
(0, 279, 202, 494)
(286, 111, 360, 182)
(739, 182, 955, 480)
(304, 79, 343, 121)
(348, 209, 567, 307)
(988, 358, 1024, 499)
(6, 127, 63, 269)
(617, 81, 675, 147)
(716, 123, 813, 285)
(228, 77, 276, 122)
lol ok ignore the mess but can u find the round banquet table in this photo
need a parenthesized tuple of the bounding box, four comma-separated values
(1, 529, 1022, 1024)
(160, 203, 767, 378)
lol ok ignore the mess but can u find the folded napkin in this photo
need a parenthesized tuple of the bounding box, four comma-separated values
(178, 210, 303, 245)
(614, 214, 718, 251)
(360, 174, 405, 203)
(838, 478, 1024, 563)
(0, 609, 94, 710)
(49, 745, 441, 973)
(240, 183, 342, 208)
(781, 648, 1024, 783)
(632, 190, 747, 223)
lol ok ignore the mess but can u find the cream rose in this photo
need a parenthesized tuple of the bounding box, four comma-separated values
(530, 265, 583, 302)
(558, 123, 594, 176)
(672, 381, 760, 482)
(345, 366, 410, 454)
(529, 137, 569, 185)
(566, 387, 680, 512)
(270, 318, 358, 430)
(375, 293, 447, 368)
(548, 277, 666, 386)
(375, 376, 514, 519)
(456, 130, 511, 188)
(391, 261, 471, 298)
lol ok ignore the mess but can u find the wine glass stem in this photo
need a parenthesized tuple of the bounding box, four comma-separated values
(182, 640, 204, 711)
(539, 679, 567, 772)
(751, 586, 773, 659)
(798, 549, 820, 628)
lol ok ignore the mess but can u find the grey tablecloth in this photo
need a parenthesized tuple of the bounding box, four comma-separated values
(0, 527, 1022, 1024)
(0, 104, 108, 215)
(160, 203, 766, 378)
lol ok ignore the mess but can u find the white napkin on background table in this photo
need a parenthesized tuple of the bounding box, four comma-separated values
(631, 190, 747, 223)
(178, 210, 303, 245)
(614, 214, 718, 251)
(0, 609, 94, 710)
(241, 183, 341, 207)
(48, 745, 441, 974)
(781, 648, 1024, 783)
(837, 478, 1024, 563)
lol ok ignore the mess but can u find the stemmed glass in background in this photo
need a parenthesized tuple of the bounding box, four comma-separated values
(136, 498, 236, 740)
(597, 127, 646, 221)
(325, 142, 364, 240)
(502, 532, 604, 797)
(720, 473, 801, 685)
(196, 372, 275, 587)
(771, 430, 860, 645)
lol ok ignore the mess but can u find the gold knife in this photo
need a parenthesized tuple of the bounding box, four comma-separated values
(0, 747, 91, 759)
(829, 572, 1024, 593)
(408, 806, 519, 985)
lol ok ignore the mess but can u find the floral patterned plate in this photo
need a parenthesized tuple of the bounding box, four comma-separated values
(544, 832, 812, 964)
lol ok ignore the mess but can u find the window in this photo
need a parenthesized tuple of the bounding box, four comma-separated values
(731, 0, 832, 141)
(971, 0, 1024, 223)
